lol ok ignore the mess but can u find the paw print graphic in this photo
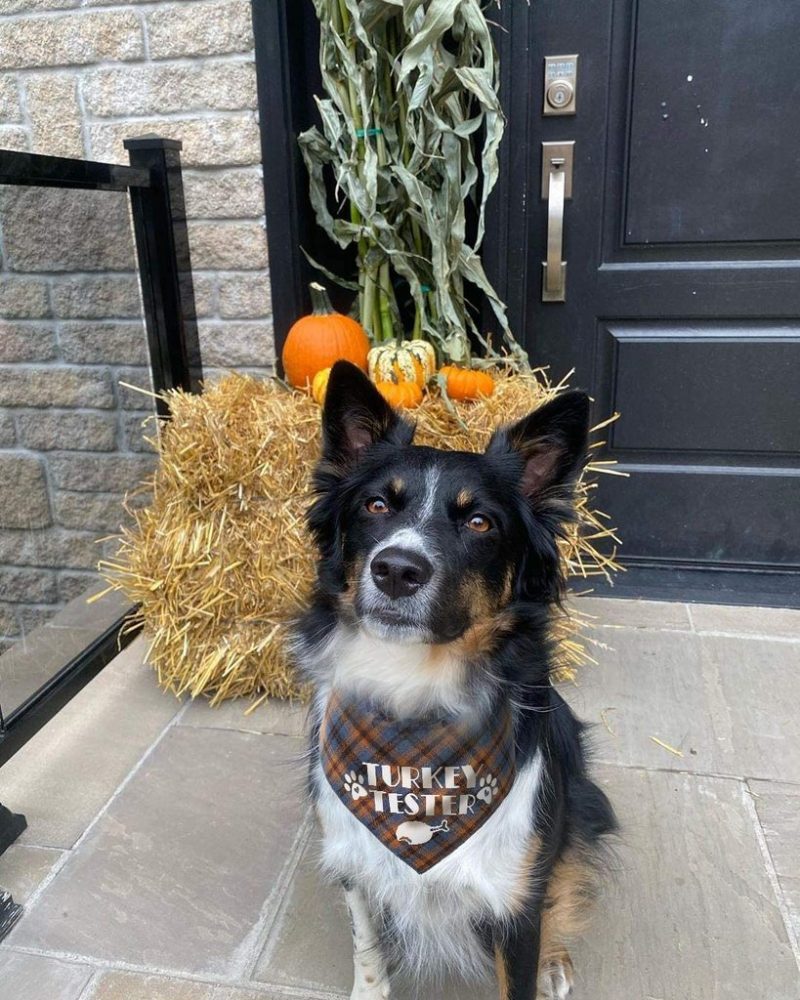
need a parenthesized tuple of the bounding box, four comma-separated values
(477, 772, 499, 804)
(343, 770, 368, 801)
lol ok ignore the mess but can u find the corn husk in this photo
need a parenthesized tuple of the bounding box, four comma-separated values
(101, 371, 620, 704)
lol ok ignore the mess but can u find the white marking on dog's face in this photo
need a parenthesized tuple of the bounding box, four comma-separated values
(417, 466, 441, 526)
(356, 516, 442, 644)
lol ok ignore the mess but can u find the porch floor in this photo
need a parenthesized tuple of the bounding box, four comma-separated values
(1, 597, 798, 999)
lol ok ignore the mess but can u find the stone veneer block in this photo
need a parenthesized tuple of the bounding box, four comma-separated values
(48, 453, 156, 493)
(0, 187, 134, 272)
(146, 0, 254, 59)
(83, 61, 257, 118)
(53, 491, 130, 532)
(15, 411, 118, 452)
(199, 321, 275, 367)
(90, 115, 262, 167)
(0, 527, 100, 571)
(25, 73, 84, 158)
(0, 125, 28, 151)
(217, 272, 272, 318)
(0, 566, 58, 603)
(12, 726, 308, 975)
(0, 367, 114, 409)
(0, 412, 15, 446)
(0, 74, 22, 122)
(183, 168, 265, 219)
(0, 10, 143, 69)
(0, 277, 49, 318)
(50, 274, 143, 319)
(0, 322, 57, 362)
(188, 220, 268, 270)
(58, 321, 150, 365)
(0, 454, 51, 528)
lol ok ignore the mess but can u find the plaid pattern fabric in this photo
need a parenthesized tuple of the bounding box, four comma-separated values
(320, 691, 516, 874)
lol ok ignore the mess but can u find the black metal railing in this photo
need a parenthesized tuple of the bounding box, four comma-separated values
(0, 138, 200, 765)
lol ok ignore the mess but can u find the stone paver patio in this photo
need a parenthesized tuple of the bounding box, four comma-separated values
(0, 597, 798, 999)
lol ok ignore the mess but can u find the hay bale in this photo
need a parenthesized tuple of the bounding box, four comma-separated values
(101, 371, 620, 704)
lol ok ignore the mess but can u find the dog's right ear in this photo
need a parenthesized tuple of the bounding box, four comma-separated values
(321, 361, 414, 468)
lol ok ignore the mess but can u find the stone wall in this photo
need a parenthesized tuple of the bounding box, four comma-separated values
(0, 0, 274, 652)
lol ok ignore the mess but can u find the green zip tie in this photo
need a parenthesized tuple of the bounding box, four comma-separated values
(420, 284, 433, 293)
(355, 127, 383, 138)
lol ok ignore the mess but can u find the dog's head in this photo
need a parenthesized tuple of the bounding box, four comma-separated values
(309, 361, 590, 647)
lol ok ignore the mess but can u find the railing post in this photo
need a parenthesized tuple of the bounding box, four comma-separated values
(124, 136, 202, 416)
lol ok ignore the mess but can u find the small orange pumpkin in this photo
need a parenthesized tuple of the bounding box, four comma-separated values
(375, 380, 423, 409)
(311, 366, 331, 405)
(439, 365, 495, 401)
(281, 283, 370, 389)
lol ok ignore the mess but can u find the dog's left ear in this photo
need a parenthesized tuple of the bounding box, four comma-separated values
(321, 360, 414, 468)
(486, 390, 591, 499)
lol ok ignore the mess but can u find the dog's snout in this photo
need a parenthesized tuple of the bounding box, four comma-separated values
(370, 547, 433, 600)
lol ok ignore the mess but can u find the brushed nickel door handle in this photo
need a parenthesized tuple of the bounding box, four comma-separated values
(541, 141, 574, 302)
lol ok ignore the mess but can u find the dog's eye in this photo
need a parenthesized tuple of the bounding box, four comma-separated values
(366, 497, 390, 514)
(466, 514, 492, 533)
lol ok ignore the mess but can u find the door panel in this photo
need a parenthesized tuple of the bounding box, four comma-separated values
(600, 469, 799, 566)
(490, 0, 800, 604)
(626, 0, 800, 245)
(602, 324, 800, 455)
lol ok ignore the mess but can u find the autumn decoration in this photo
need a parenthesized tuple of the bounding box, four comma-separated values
(281, 282, 369, 389)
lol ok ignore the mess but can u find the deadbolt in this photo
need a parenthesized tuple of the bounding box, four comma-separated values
(546, 79, 574, 110)
(543, 55, 578, 116)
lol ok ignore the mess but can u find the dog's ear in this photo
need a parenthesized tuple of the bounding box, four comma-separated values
(321, 360, 414, 467)
(486, 390, 590, 499)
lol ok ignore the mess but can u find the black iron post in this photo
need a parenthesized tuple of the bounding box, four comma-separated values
(124, 136, 203, 415)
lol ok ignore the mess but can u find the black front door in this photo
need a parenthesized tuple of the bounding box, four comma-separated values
(489, 1, 800, 605)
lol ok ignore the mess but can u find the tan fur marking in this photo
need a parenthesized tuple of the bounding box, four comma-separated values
(456, 487, 473, 508)
(539, 848, 599, 970)
(340, 556, 365, 614)
(390, 476, 405, 494)
(494, 944, 510, 1000)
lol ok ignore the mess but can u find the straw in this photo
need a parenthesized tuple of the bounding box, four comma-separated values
(101, 372, 621, 703)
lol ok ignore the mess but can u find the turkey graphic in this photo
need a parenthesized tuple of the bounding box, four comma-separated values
(320, 691, 516, 873)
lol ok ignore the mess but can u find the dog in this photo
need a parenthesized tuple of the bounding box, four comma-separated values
(292, 361, 617, 999)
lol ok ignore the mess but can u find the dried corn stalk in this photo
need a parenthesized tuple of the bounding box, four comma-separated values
(300, 0, 526, 368)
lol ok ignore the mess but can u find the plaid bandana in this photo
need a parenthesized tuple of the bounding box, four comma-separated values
(320, 690, 516, 874)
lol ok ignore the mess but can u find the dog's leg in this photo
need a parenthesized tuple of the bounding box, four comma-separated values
(344, 884, 391, 1000)
(495, 910, 542, 1000)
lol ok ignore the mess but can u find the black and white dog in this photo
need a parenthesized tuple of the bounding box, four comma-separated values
(293, 361, 616, 999)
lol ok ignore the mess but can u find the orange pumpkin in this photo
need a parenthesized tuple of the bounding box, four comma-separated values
(439, 365, 495, 401)
(281, 283, 370, 389)
(375, 380, 423, 409)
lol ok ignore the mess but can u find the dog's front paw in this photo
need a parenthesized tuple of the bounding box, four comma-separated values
(537, 953, 574, 999)
(350, 980, 390, 1000)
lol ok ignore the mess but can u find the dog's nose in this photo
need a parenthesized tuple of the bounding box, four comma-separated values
(370, 547, 433, 599)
